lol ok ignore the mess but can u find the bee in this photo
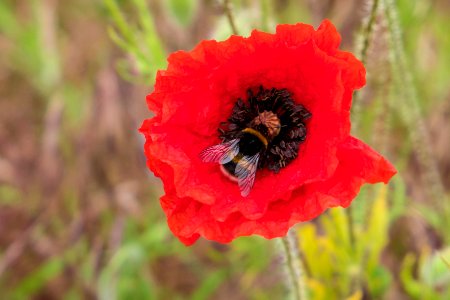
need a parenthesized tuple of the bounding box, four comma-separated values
(199, 128, 267, 197)
(200, 111, 280, 197)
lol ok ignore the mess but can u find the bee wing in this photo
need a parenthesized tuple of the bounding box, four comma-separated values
(199, 139, 239, 164)
(235, 153, 260, 197)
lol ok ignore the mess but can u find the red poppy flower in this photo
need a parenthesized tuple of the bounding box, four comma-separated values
(139, 20, 396, 245)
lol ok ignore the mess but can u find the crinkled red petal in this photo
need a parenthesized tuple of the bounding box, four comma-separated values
(160, 136, 396, 245)
(140, 20, 394, 245)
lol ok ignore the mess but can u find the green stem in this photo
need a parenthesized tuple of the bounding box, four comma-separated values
(382, 0, 447, 216)
(223, 0, 239, 35)
(281, 230, 307, 300)
(359, 0, 380, 66)
(260, 0, 270, 32)
(352, 0, 381, 133)
(347, 206, 356, 253)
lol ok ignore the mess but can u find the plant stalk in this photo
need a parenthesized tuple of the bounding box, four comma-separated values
(223, 0, 239, 35)
(352, 0, 381, 133)
(347, 206, 356, 252)
(382, 0, 447, 219)
(280, 230, 307, 300)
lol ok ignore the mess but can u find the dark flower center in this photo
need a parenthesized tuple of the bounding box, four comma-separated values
(219, 86, 311, 173)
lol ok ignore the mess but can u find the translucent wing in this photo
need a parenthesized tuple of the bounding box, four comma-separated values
(199, 139, 239, 164)
(235, 153, 260, 197)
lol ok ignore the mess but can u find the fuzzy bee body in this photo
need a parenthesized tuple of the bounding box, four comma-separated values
(200, 88, 311, 197)
(200, 128, 268, 197)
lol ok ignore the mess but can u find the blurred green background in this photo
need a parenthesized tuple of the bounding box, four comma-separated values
(0, 0, 449, 299)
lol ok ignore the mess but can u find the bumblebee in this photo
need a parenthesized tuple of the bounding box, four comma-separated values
(200, 87, 311, 197)
(200, 111, 279, 197)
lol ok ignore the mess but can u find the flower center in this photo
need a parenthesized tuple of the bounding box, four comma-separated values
(219, 86, 311, 173)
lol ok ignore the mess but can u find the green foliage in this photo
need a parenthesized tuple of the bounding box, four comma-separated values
(0, 0, 60, 94)
(389, 175, 407, 221)
(1, 0, 450, 299)
(0, 0, 89, 127)
(396, 0, 450, 105)
(190, 269, 227, 300)
(383, 0, 450, 238)
(401, 248, 450, 299)
(0, 185, 21, 206)
(167, 0, 196, 25)
(98, 242, 157, 300)
(298, 186, 392, 299)
(104, 0, 166, 84)
(9, 258, 65, 300)
(97, 212, 274, 299)
(212, 0, 311, 40)
(59, 84, 91, 126)
(4, 239, 93, 300)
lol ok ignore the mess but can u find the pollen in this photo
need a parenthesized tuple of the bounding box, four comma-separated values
(219, 86, 311, 173)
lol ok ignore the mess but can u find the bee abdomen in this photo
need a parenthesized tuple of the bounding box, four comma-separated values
(220, 160, 239, 182)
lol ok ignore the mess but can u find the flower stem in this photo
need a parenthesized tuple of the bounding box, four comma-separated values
(347, 205, 356, 252)
(352, 0, 381, 133)
(382, 0, 450, 237)
(280, 230, 307, 300)
(223, 0, 239, 35)
(358, 0, 380, 66)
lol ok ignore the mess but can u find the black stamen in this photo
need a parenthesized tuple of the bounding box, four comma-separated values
(220, 86, 311, 173)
